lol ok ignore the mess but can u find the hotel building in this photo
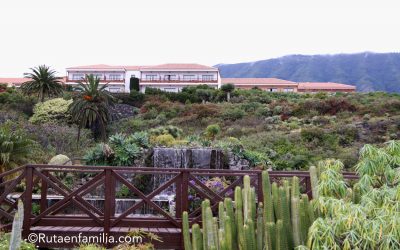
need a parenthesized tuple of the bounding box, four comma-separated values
(0, 63, 356, 93)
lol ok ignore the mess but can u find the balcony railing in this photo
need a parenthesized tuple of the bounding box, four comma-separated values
(66, 77, 125, 83)
(140, 77, 218, 83)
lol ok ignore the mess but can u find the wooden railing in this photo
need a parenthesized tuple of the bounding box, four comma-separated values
(0, 165, 358, 247)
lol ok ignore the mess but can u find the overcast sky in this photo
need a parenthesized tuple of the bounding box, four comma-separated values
(0, 0, 399, 77)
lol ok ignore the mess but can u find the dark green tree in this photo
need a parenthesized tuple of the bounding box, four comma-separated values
(130, 77, 140, 91)
(221, 83, 235, 102)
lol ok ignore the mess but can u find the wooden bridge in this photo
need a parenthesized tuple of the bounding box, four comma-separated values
(0, 164, 358, 249)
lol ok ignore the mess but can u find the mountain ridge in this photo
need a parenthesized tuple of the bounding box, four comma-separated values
(215, 52, 400, 92)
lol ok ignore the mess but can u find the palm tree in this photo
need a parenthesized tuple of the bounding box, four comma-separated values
(68, 74, 115, 142)
(21, 65, 64, 102)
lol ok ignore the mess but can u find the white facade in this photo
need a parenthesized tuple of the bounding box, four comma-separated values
(65, 64, 221, 93)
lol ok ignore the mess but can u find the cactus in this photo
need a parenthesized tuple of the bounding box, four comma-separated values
(276, 220, 287, 250)
(9, 200, 24, 250)
(291, 176, 300, 198)
(309, 166, 319, 199)
(234, 186, 244, 250)
(182, 212, 192, 250)
(202, 199, 210, 248)
(182, 172, 317, 250)
(224, 198, 237, 250)
(299, 196, 309, 244)
(246, 219, 256, 250)
(278, 186, 292, 249)
(212, 217, 219, 249)
(249, 187, 256, 222)
(291, 197, 301, 246)
(262, 171, 274, 223)
(265, 222, 276, 250)
(218, 201, 225, 229)
(224, 215, 233, 250)
(256, 204, 264, 250)
(272, 182, 280, 219)
(205, 206, 216, 248)
(192, 224, 203, 250)
(243, 175, 251, 222)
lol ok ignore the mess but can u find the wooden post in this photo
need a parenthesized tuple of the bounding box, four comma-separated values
(23, 165, 33, 239)
(104, 168, 115, 246)
(40, 170, 48, 213)
(181, 171, 189, 218)
(305, 175, 312, 199)
(175, 172, 182, 219)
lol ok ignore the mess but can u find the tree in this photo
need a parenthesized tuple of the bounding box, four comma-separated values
(195, 89, 213, 103)
(21, 65, 63, 102)
(68, 74, 115, 142)
(221, 83, 235, 102)
(130, 77, 140, 91)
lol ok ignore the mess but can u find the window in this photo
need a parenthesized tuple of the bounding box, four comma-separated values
(109, 74, 122, 81)
(131, 74, 136, 78)
(202, 75, 214, 81)
(146, 74, 158, 81)
(108, 87, 121, 93)
(71, 74, 84, 80)
(163, 87, 178, 93)
(268, 88, 278, 92)
(284, 88, 294, 92)
(93, 74, 103, 80)
(183, 75, 196, 81)
(164, 75, 177, 81)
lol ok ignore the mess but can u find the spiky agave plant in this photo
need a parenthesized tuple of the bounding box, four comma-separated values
(308, 141, 400, 249)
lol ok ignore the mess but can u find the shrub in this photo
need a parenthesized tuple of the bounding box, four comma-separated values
(254, 106, 271, 117)
(222, 107, 245, 121)
(151, 134, 176, 146)
(205, 124, 221, 140)
(29, 98, 72, 124)
(149, 125, 182, 138)
(84, 133, 144, 166)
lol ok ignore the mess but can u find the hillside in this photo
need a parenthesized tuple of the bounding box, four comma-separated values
(216, 52, 400, 92)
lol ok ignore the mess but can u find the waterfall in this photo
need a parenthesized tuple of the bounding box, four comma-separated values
(151, 147, 226, 193)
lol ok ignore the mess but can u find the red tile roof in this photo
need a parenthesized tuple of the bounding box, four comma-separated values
(67, 64, 126, 70)
(298, 82, 356, 90)
(0, 78, 28, 87)
(141, 63, 217, 71)
(0, 77, 66, 87)
(222, 78, 297, 85)
(67, 63, 217, 71)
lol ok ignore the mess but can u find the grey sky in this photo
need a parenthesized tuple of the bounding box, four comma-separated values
(0, 0, 399, 77)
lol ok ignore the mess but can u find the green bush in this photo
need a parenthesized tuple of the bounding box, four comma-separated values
(29, 98, 72, 124)
(84, 133, 144, 166)
(151, 134, 176, 146)
(205, 124, 221, 140)
(222, 107, 245, 121)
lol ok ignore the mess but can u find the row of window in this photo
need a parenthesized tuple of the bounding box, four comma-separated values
(70, 74, 123, 81)
(267, 88, 294, 92)
(145, 74, 215, 81)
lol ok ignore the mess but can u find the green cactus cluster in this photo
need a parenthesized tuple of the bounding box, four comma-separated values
(182, 171, 316, 250)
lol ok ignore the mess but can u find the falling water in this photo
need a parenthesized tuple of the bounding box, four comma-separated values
(151, 147, 226, 193)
